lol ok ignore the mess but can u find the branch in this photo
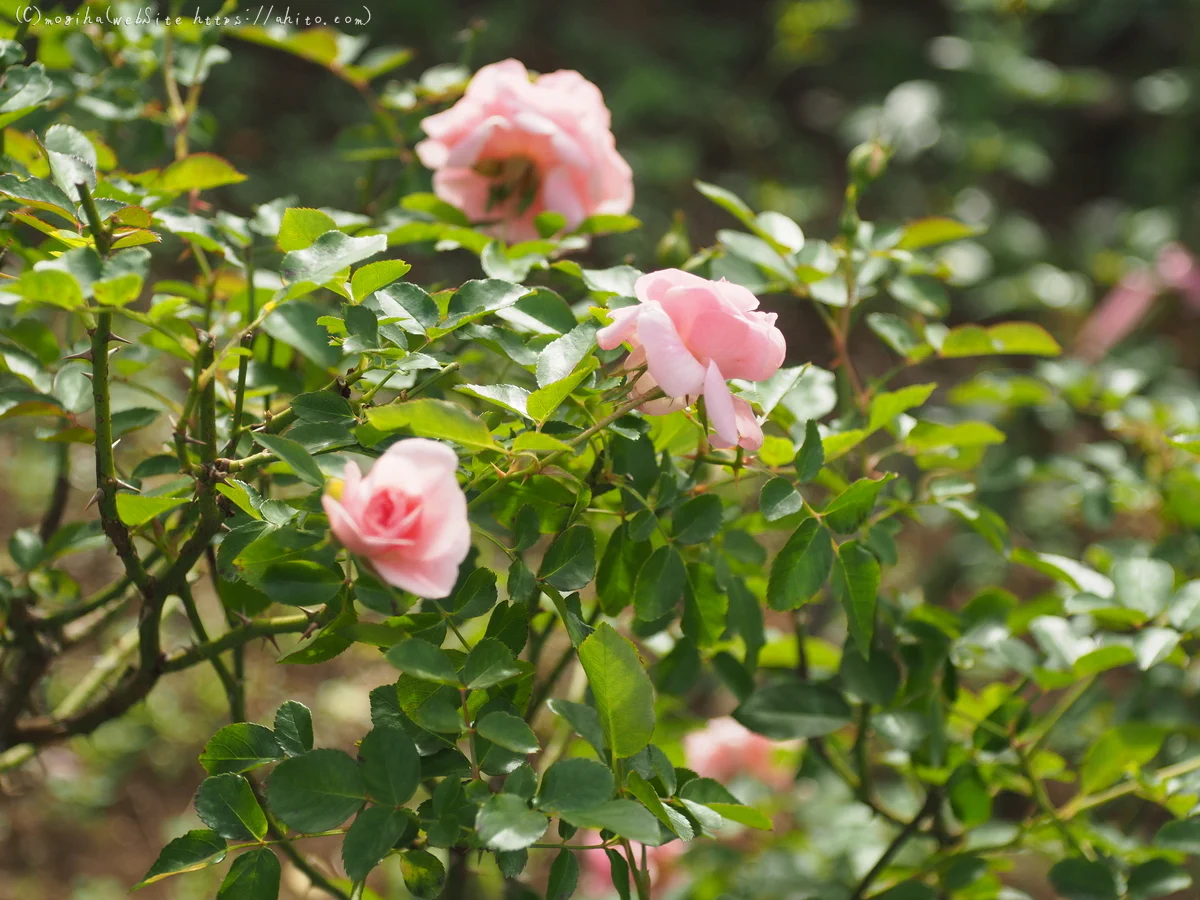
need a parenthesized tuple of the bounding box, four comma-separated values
(848, 790, 939, 900)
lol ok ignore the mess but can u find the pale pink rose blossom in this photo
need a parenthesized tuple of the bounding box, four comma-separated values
(684, 716, 794, 788)
(597, 269, 786, 451)
(322, 439, 470, 599)
(415, 59, 633, 243)
(576, 834, 684, 898)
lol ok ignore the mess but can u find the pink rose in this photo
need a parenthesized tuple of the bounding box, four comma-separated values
(597, 269, 786, 451)
(684, 716, 794, 788)
(322, 438, 471, 599)
(415, 59, 633, 243)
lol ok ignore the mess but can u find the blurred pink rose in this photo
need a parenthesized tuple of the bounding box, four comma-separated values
(684, 716, 793, 788)
(597, 269, 786, 451)
(415, 59, 633, 243)
(322, 439, 470, 598)
(576, 835, 684, 898)
(1075, 243, 1200, 362)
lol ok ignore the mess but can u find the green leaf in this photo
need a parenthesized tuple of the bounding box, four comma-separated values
(1157, 816, 1200, 854)
(158, 153, 247, 194)
(890, 276, 949, 317)
(263, 300, 342, 368)
(793, 419, 824, 482)
(475, 793, 549, 851)
(577, 623, 656, 758)
(867, 312, 926, 359)
(1128, 859, 1192, 900)
(456, 383, 530, 419)
(115, 493, 189, 528)
(547, 848, 580, 900)
(362, 399, 495, 450)
(839, 649, 899, 707)
(253, 432, 326, 487)
(399, 849, 446, 900)
(536, 758, 615, 813)
(706, 802, 772, 830)
(938, 322, 1061, 357)
(477, 712, 539, 754)
(760, 477, 803, 522)
(733, 678, 852, 739)
(868, 383, 936, 432)
(281, 231, 387, 285)
(276, 208, 338, 251)
(461, 638, 522, 689)
(359, 726, 421, 806)
(947, 765, 992, 827)
(1135, 627, 1180, 671)
(136, 830, 227, 888)
(823, 475, 893, 534)
(1082, 725, 1165, 793)
(538, 525, 596, 591)
(443, 279, 529, 330)
(1048, 858, 1118, 900)
(195, 774, 268, 841)
(341, 806, 411, 882)
(292, 392, 355, 425)
(200, 724, 283, 775)
(259, 560, 342, 608)
(528, 358, 598, 423)
(216, 847, 280, 900)
(633, 545, 687, 621)
(5, 269, 86, 310)
(386, 639, 460, 685)
(1113, 558, 1175, 617)
(896, 216, 979, 250)
(767, 518, 833, 611)
(835, 541, 879, 654)
(267, 749, 366, 833)
(582, 265, 642, 296)
(0, 173, 78, 225)
(673, 494, 723, 545)
(352, 259, 412, 302)
(536, 323, 598, 388)
(273, 701, 314, 757)
(695, 180, 756, 228)
(547, 700, 606, 758)
(558, 800, 662, 845)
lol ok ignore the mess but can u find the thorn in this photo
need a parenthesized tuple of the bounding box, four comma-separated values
(61, 349, 93, 362)
(112, 438, 122, 452)
(184, 435, 206, 446)
(80, 371, 94, 380)
(84, 489, 102, 511)
(109, 333, 132, 344)
(115, 479, 139, 493)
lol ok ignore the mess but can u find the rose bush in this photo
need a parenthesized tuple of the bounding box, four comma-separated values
(1, 14, 1199, 900)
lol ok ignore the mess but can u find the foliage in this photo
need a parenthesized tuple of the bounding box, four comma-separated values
(3, 7, 1200, 900)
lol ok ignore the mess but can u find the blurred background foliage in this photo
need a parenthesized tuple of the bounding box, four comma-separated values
(5, 0, 1200, 898)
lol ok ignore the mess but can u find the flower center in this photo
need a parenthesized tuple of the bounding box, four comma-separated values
(475, 155, 540, 216)
(363, 488, 420, 538)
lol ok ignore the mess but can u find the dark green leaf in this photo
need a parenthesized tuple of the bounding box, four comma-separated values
(536, 758, 615, 813)
(199, 724, 283, 775)
(195, 774, 268, 841)
(538, 525, 596, 591)
(475, 793, 549, 851)
(760, 477, 803, 522)
(547, 849, 579, 900)
(824, 476, 892, 534)
(273, 701, 314, 757)
(136, 830, 227, 888)
(835, 541, 879, 655)
(386, 639, 460, 685)
(633, 546, 686, 621)
(673, 494, 723, 545)
(359, 726, 421, 806)
(216, 848, 280, 900)
(1048, 858, 1118, 900)
(399, 849, 446, 900)
(477, 712, 539, 755)
(267, 749, 366, 833)
(734, 678, 852, 739)
(767, 518, 833, 611)
(341, 806, 410, 882)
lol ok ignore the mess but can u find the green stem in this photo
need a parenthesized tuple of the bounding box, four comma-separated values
(848, 790, 938, 900)
(162, 614, 310, 672)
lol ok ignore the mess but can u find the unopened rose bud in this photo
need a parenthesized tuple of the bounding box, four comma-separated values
(656, 214, 692, 268)
(848, 140, 891, 186)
